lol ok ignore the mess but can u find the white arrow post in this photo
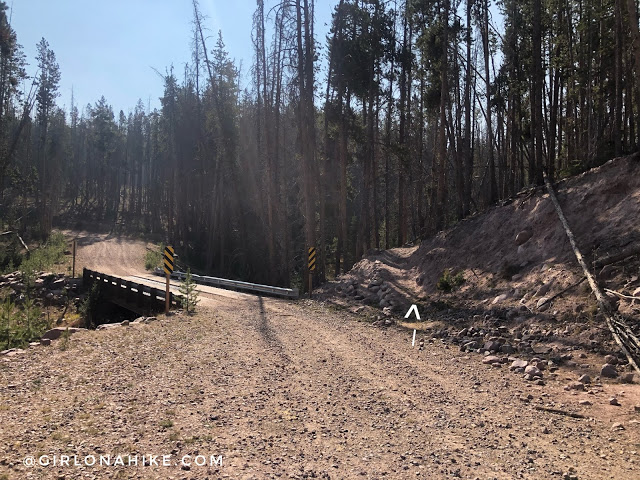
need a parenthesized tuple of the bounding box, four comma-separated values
(405, 304, 421, 347)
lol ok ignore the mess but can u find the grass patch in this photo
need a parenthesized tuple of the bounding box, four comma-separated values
(159, 419, 174, 429)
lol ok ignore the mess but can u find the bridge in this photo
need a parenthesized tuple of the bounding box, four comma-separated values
(83, 268, 181, 315)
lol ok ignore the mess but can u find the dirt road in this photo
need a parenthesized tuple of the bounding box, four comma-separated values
(1, 290, 640, 479)
(1, 235, 639, 479)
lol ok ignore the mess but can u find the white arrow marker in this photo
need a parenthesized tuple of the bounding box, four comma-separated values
(404, 304, 421, 321)
(405, 304, 421, 347)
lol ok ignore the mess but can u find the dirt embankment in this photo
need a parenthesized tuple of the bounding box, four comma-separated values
(325, 155, 640, 348)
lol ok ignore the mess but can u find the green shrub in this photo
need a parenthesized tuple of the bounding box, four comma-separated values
(79, 283, 102, 329)
(0, 296, 50, 350)
(20, 231, 67, 279)
(179, 268, 199, 314)
(145, 244, 165, 270)
(436, 269, 465, 292)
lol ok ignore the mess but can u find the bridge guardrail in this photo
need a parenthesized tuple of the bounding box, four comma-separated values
(154, 268, 299, 299)
(84, 269, 182, 314)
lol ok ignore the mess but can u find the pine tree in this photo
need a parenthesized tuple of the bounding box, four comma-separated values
(179, 268, 200, 315)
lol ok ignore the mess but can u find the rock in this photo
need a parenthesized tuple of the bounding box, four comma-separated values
(579, 400, 592, 406)
(369, 285, 380, 293)
(482, 355, 502, 365)
(634, 405, 640, 413)
(4, 349, 25, 357)
(463, 341, 480, 351)
(40, 338, 51, 346)
(567, 381, 585, 391)
(145, 316, 157, 322)
(536, 297, 550, 311)
(578, 374, 591, 384)
(353, 306, 365, 314)
(492, 294, 508, 304)
(41, 327, 85, 341)
(500, 344, 515, 354)
(384, 319, 393, 327)
(49, 279, 66, 289)
(620, 373, 635, 384)
(604, 354, 618, 365)
(354, 295, 364, 301)
(456, 328, 468, 338)
(510, 359, 528, 370)
(611, 422, 625, 431)
(132, 316, 146, 324)
(609, 397, 621, 406)
(524, 365, 542, 377)
(600, 363, 618, 378)
(484, 341, 501, 353)
(535, 280, 554, 297)
(379, 299, 390, 308)
(382, 307, 393, 316)
(515, 230, 532, 246)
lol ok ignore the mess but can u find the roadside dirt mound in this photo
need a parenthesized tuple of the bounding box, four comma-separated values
(324, 154, 640, 354)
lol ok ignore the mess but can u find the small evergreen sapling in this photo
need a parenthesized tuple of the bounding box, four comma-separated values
(179, 268, 200, 314)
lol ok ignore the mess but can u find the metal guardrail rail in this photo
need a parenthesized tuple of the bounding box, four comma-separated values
(155, 268, 299, 299)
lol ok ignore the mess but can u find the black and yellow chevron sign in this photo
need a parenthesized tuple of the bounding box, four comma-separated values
(163, 246, 175, 275)
(308, 246, 317, 271)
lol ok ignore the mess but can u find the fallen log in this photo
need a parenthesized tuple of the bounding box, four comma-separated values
(544, 173, 640, 376)
(594, 244, 640, 268)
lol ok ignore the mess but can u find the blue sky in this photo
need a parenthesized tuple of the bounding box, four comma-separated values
(11, 0, 335, 116)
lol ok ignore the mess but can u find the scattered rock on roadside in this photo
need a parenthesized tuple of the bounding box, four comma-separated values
(41, 327, 86, 341)
(524, 365, 541, 376)
(510, 359, 528, 371)
(604, 354, 618, 365)
(600, 364, 618, 378)
(620, 373, 634, 384)
(566, 381, 585, 391)
(578, 374, 591, 384)
(482, 355, 502, 365)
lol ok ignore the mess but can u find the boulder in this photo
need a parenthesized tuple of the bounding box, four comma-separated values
(604, 354, 618, 365)
(567, 381, 585, 391)
(578, 374, 591, 384)
(500, 344, 515, 354)
(515, 230, 532, 246)
(524, 365, 542, 377)
(41, 327, 86, 341)
(600, 363, 618, 378)
(510, 359, 528, 370)
(620, 373, 635, 384)
(482, 355, 502, 365)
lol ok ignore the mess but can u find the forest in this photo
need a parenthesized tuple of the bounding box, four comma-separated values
(1, 0, 639, 289)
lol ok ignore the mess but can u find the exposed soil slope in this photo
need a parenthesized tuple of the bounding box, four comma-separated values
(325, 154, 640, 351)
